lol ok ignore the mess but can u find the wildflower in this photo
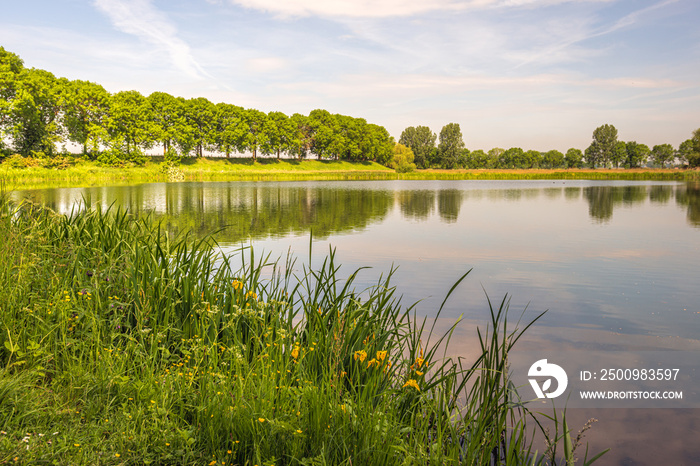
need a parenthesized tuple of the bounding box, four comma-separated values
(291, 345, 300, 359)
(232, 280, 242, 290)
(367, 358, 377, 368)
(296, 429, 302, 434)
(227, 450, 232, 454)
(258, 418, 265, 423)
(376, 350, 387, 361)
(209, 461, 217, 465)
(246, 290, 257, 300)
(403, 379, 420, 391)
(74, 443, 80, 447)
(115, 453, 121, 457)
(415, 357, 424, 368)
(354, 349, 367, 362)
(416, 371, 424, 376)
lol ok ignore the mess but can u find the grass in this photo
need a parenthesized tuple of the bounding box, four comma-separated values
(0, 191, 607, 465)
(1, 154, 698, 189)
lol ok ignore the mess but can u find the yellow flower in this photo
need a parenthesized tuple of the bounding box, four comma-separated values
(354, 349, 367, 362)
(291, 345, 300, 359)
(296, 429, 302, 434)
(415, 357, 425, 368)
(376, 350, 387, 361)
(403, 379, 420, 391)
(258, 418, 265, 423)
(367, 358, 378, 368)
(209, 461, 217, 465)
(415, 371, 424, 376)
(232, 280, 243, 290)
(246, 291, 257, 300)
(115, 453, 121, 457)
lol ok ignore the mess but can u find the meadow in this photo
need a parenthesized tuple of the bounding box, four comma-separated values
(0, 190, 607, 465)
(1, 155, 698, 189)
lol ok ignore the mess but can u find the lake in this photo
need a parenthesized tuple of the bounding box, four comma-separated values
(12, 179, 700, 465)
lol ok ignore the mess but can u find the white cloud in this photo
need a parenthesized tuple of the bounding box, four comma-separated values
(227, 0, 611, 18)
(92, 0, 209, 79)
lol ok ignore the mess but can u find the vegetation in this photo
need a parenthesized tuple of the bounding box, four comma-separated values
(0, 48, 394, 166)
(0, 191, 606, 465)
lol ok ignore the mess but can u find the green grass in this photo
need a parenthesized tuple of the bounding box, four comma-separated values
(2, 154, 698, 189)
(0, 191, 606, 465)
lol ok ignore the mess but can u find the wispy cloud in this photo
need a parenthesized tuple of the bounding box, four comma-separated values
(228, 0, 611, 18)
(92, 0, 209, 79)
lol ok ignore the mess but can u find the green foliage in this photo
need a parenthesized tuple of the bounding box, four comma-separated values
(564, 148, 584, 169)
(0, 195, 607, 465)
(543, 150, 565, 168)
(651, 144, 675, 167)
(437, 123, 465, 169)
(587, 124, 618, 168)
(390, 143, 416, 172)
(624, 141, 650, 168)
(399, 126, 437, 169)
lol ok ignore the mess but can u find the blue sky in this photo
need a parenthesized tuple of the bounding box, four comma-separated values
(2, 0, 699, 151)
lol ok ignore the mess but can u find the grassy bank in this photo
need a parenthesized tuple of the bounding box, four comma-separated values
(0, 194, 605, 465)
(1, 155, 699, 189)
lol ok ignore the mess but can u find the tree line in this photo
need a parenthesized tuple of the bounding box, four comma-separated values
(0, 47, 394, 166)
(399, 123, 700, 170)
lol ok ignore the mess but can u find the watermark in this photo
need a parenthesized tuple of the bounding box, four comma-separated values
(510, 351, 699, 408)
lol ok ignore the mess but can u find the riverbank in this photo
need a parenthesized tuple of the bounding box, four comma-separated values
(2, 155, 697, 188)
(0, 194, 605, 465)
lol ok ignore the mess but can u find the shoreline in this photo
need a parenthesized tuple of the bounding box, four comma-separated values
(1, 157, 699, 189)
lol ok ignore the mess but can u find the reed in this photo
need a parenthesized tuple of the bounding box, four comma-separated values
(0, 191, 606, 465)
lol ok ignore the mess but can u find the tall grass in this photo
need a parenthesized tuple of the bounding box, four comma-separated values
(0, 191, 606, 465)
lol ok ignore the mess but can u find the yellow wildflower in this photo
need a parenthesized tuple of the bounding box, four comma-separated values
(367, 358, 378, 368)
(403, 379, 420, 391)
(415, 357, 424, 368)
(354, 349, 367, 362)
(416, 371, 424, 376)
(291, 345, 300, 359)
(376, 350, 387, 361)
(258, 418, 265, 423)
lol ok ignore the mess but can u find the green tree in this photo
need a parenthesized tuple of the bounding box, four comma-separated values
(241, 108, 268, 161)
(183, 97, 215, 157)
(3, 66, 64, 156)
(564, 148, 584, 168)
(467, 149, 489, 168)
(62, 80, 110, 157)
(437, 123, 465, 169)
(389, 143, 416, 172)
(308, 109, 337, 160)
(651, 144, 675, 168)
(399, 126, 436, 169)
(611, 141, 627, 169)
(147, 92, 187, 156)
(586, 124, 618, 168)
(624, 141, 650, 168)
(211, 103, 245, 158)
(690, 129, 700, 168)
(289, 113, 312, 160)
(106, 90, 155, 162)
(542, 150, 564, 168)
(263, 111, 293, 159)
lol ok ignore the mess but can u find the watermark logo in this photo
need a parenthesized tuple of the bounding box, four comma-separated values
(528, 359, 568, 399)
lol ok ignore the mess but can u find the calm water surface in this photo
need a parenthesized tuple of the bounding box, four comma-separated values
(13, 179, 700, 465)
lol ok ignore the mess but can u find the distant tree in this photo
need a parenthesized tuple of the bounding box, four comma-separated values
(106, 90, 155, 160)
(651, 144, 675, 168)
(184, 97, 215, 157)
(487, 148, 504, 169)
(467, 149, 489, 168)
(542, 149, 564, 168)
(399, 126, 436, 169)
(390, 143, 416, 172)
(63, 80, 110, 157)
(241, 108, 268, 161)
(564, 148, 584, 168)
(691, 128, 700, 168)
(437, 123, 465, 169)
(308, 109, 338, 160)
(624, 141, 650, 168)
(586, 124, 618, 167)
(364, 124, 394, 166)
(611, 141, 627, 168)
(523, 150, 542, 168)
(147, 91, 186, 156)
(262, 111, 293, 159)
(289, 113, 312, 160)
(212, 102, 245, 157)
(676, 139, 694, 166)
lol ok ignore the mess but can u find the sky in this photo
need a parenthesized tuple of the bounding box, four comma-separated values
(2, 0, 699, 152)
